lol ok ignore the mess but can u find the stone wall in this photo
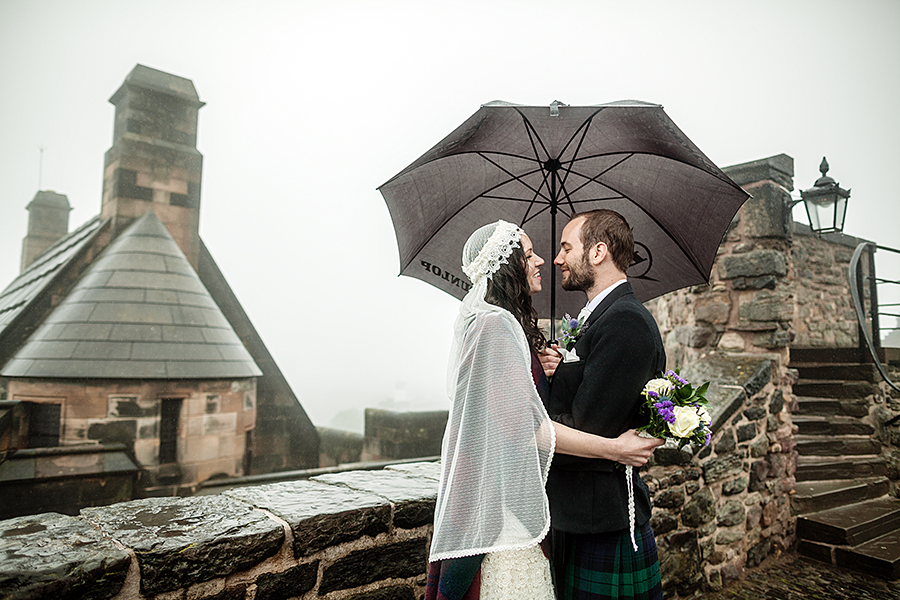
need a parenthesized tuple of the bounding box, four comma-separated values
(361, 409, 447, 463)
(0, 461, 440, 600)
(644, 354, 796, 596)
(317, 426, 364, 467)
(791, 224, 864, 348)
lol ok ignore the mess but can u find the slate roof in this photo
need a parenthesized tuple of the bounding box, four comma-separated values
(0, 216, 104, 339)
(1, 212, 262, 379)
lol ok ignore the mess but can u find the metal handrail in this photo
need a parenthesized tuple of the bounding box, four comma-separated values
(849, 242, 900, 398)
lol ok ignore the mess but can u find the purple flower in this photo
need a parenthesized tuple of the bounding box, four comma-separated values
(666, 370, 689, 386)
(653, 400, 676, 424)
(569, 318, 580, 329)
(647, 390, 659, 399)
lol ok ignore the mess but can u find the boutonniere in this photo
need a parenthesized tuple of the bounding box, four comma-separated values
(560, 313, 586, 346)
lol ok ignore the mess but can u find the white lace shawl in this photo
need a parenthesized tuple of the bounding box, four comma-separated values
(431, 233, 556, 561)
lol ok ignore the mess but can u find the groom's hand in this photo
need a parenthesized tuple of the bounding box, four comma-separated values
(613, 429, 665, 467)
(539, 345, 562, 377)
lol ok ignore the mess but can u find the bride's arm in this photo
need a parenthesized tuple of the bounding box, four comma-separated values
(552, 422, 664, 466)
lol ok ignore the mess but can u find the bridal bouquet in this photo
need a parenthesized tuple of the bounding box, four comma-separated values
(638, 370, 712, 451)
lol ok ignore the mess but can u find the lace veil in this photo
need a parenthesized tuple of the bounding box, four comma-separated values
(430, 221, 556, 562)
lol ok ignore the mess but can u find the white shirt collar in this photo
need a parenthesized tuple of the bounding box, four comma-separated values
(579, 278, 628, 321)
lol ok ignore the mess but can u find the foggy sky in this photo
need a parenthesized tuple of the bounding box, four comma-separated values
(1, 0, 898, 431)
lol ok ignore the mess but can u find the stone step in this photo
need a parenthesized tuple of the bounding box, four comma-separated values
(794, 380, 877, 399)
(790, 347, 871, 364)
(836, 528, 900, 580)
(791, 477, 889, 515)
(795, 397, 870, 418)
(795, 455, 887, 482)
(791, 363, 879, 383)
(798, 497, 900, 546)
(794, 434, 883, 457)
(793, 415, 875, 436)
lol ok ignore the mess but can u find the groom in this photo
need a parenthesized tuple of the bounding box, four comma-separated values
(545, 209, 666, 600)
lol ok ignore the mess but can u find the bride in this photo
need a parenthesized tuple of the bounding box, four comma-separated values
(425, 221, 662, 600)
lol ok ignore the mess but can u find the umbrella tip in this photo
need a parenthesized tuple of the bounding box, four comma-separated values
(550, 100, 567, 117)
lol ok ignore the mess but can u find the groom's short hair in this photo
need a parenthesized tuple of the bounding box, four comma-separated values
(576, 209, 634, 274)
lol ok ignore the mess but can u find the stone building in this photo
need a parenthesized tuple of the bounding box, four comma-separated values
(0, 65, 318, 517)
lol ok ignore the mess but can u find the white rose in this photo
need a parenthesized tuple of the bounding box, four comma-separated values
(668, 405, 701, 438)
(697, 406, 711, 426)
(643, 378, 673, 398)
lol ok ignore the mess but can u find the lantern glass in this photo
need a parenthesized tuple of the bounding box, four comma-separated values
(803, 191, 847, 234)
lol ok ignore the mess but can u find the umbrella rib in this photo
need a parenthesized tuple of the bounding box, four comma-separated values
(562, 153, 634, 200)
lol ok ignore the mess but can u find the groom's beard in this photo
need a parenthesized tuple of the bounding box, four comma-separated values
(561, 251, 595, 292)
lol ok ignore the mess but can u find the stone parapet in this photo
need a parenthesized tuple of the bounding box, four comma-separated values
(0, 461, 440, 600)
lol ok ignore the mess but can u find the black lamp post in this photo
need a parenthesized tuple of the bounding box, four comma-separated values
(800, 157, 851, 235)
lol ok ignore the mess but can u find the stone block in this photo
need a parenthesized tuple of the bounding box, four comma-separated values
(737, 423, 758, 443)
(717, 332, 745, 351)
(722, 476, 748, 496)
(749, 436, 769, 458)
(254, 562, 318, 600)
(312, 469, 438, 529)
(719, 250, 788, 280)
(723, 154, 794, 189)
(224, 480, 391, 557)
(694, 297, 732, 325)
(655, 487, 686, 509)
(657, 530, 702, 598)
(742, 182, 791, 239)
(674, 324, 715, 348)
(319, 538, 427, 595)
(82, 495, 283, 596)
(751, 330, 792, 349)
(743, 407, 767, 421)
(703, 454, 744, 484)
(739, 290, 793, 322)
(717, 500, 746, 527)
(715, 529, 744, 545)
(746, 504, 762, 530)
(746, 536, 772, 568)
(732, 275, 778, 290)
(714, 430, 736, 454)
(0, 512, 131, 600)
(650, 510, 678, 536)
(681, 487, 716, 528)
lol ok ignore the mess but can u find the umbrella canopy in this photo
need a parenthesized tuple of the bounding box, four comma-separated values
(379, 100, 749, 322)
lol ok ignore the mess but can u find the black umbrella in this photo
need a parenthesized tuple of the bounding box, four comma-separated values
(378, 100, 749, 327)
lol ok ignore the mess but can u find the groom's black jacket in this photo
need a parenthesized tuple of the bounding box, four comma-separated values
(544, 281, 666, 534)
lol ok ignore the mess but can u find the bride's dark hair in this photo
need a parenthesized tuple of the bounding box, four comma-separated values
(485, 244, 546, 353)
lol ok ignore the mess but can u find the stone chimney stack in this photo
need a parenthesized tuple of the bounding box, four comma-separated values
(101, 64, 205, 267)
(20, 190, 71, 272)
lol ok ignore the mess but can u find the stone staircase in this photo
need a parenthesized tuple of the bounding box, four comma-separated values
(790, 347, 900, 580)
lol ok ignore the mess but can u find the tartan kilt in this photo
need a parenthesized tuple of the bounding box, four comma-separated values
(559, 522, 662, 600)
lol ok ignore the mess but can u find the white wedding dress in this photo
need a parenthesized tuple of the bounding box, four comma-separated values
(481, 545, 555, 599)
(479, 508, 555, 599)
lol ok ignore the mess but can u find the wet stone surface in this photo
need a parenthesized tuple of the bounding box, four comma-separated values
(312, 469, 438, 529)
(82, 495, 284, 596)
(705, 553, 900, 599)
(0, 512, 130, 600)
(385, 461, 442, 480)
(224, 479, 392, 557)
